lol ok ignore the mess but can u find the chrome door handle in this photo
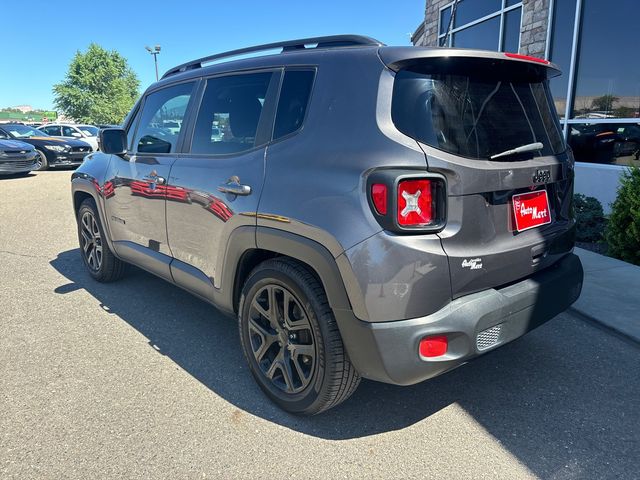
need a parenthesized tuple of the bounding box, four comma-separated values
(143, 174, 166, 185)
(218, 181, 251, 196)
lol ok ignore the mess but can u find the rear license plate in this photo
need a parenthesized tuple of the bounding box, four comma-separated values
(512, 190, 551, 232)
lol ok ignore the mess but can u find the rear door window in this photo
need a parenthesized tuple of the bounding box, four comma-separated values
(392, 64, 565, 160)
(190, 72, 273, 155)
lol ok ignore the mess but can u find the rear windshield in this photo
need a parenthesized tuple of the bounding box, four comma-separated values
(392, 65, 566, 160)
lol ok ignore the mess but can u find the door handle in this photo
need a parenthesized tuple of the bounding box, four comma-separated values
(143, 174, 166, 185)
(218, 180, 251, 196)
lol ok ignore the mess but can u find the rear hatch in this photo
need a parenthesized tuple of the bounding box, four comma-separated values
(386, 50, 576, 299)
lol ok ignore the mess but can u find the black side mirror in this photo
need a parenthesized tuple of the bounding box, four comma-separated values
(100, 128, 127, 155)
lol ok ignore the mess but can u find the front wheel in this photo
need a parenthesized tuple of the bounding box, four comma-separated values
(34, 149, 48, 171)
(238, 258, 360, 415)
(77, 198, 126, 282)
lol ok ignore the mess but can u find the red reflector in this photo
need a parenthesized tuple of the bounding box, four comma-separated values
(419, 336, 448, 358)
(371, 183, 387, 215)
(397, 179, 433, 226)
(504, 52, 550, 64)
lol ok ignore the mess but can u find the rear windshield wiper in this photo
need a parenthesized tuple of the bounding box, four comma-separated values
(490, 142, 543, 160)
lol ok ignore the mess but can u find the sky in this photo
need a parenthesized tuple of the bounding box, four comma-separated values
(1, 0, 424, 110)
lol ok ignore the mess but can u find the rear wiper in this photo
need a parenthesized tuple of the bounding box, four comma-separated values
(490, 142, 543, 160)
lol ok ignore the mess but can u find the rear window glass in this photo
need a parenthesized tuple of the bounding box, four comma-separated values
(392, 66, 565, 160)
(273, 70, 315, 140)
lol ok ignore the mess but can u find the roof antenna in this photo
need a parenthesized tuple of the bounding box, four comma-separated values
(440, 0, 460, 47)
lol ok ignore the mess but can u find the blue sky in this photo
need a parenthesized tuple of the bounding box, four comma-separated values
(2, 0, 424, 110)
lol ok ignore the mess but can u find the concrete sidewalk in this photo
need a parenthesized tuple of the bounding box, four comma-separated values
(572, 247, 640, 342)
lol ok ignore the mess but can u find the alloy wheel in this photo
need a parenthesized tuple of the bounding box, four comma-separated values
(248, 284, 317, 394)
(80, 211, 103, 271)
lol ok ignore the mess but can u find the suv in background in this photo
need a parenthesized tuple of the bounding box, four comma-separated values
(40, 123, 100, 151)
(71, 35, 583, 415)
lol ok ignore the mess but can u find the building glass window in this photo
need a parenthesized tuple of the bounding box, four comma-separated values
(453, 0, 502, 28)
(571, 0, 640, 120)
(452, 17, 501, 50)
(548, 0, 577, 119)
(438, 0, 522, 52)
(569, 122, 640, 166)
(502, 7, 522, 52)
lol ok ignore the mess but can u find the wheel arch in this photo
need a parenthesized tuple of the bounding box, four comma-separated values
(220, 227, 367, 320)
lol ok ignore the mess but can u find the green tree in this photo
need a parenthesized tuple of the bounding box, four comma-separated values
(606, 166, 640, 265)
(591, 94, 619, 113)
(53, 44, 139, 124)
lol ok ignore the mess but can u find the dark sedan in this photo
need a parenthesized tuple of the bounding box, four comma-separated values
(0, 124, 93, 171)
(0, 139, 38, 175)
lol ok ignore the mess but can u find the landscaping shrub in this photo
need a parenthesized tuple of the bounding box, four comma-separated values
(573, 193, 606, 243)
(605, 166, 640, 265)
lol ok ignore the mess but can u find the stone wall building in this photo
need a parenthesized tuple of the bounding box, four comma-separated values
(410, 0, 640, 211)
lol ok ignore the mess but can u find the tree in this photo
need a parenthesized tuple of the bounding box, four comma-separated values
(591, 94, 619, 113)
(53, 44, 139, 125)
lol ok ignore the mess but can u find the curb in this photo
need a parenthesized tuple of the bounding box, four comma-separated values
(569, 306, 640, 346)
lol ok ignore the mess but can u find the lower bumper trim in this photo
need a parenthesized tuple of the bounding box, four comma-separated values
(335, 253, 584, 385)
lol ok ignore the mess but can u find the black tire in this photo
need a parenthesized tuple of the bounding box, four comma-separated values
(34, 149, 48, 171)
(77, 198, 126, 282)
(238, 257, 360, 415)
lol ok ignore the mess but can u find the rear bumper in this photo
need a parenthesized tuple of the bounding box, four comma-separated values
(334, 253, 583, 385)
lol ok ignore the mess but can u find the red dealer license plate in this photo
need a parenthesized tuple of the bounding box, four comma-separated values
(512, 190, 552, 232)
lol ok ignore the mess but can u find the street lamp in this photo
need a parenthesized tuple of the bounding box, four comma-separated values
(145, 45, 161, 81)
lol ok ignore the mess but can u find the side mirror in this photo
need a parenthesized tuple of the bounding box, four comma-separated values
(71, 132, 82, 138)
(100, 128, 127, 155)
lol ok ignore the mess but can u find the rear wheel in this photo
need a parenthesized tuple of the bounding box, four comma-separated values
(34, 149, 48, 171)
(77, 198, 126, 282)
(238, 258, 360, 415)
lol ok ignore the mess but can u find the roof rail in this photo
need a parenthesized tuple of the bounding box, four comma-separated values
(161, 34, 384, 79)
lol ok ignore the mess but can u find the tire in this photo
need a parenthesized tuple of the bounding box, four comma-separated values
(34, 149, 48, 171)
(238, 257, 360, 415)
(77, 198, 126, 282)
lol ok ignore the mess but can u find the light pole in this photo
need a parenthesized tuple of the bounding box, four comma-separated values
(145, 45, 161, 81)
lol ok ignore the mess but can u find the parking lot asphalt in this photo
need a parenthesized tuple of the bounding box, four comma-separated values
(1, 171, 639, 479)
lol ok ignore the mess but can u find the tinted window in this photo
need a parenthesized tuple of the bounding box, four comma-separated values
(0, 129, 8, 139)
(273, 70, 314, 140)
(569, 122, 640, 166)
(392, 65, 565, 160)
(452, 16, 500, 50)
(571, 0, 640, 119)
(440, 6, 452, 36)
(548, 0, 577, 118)
(501, 7, 521, 52)
(190, 72, 272, 155)
(43, 126, 61, 136)
(134, 82, 195, 154)
(454, 0, 502, 28)
(62, 126, 78, 137)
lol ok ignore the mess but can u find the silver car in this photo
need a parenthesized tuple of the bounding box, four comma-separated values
(0, 139, 37, 175)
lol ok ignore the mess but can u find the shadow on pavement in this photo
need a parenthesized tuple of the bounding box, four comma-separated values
(51, 249, 639, 478)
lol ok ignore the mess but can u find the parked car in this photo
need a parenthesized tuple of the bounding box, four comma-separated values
(39, 123, 100, 151)
(71, 35, 583, 415)
(0, 123, 92, 170)
(0, 138, 38, 175)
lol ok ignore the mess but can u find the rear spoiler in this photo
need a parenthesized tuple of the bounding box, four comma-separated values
(378, 46, 561, 78)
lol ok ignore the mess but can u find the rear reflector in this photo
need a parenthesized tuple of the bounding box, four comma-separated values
(504, 52, 550, 64)
(397, 179, 433, 226)
(419, 335, 448, 358)
(371, 183, 387, 215)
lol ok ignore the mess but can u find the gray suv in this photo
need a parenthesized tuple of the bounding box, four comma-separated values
(71, 35, 583, 415)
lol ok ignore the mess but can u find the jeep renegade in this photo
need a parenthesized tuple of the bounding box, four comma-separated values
(71, 35, 584, 415)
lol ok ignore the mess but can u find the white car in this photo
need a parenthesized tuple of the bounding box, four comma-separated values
(39, 124, 100, 151)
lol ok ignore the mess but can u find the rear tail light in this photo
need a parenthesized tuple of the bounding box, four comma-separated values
(368, 172, 446, 233)
(397, 179, 433, 226)
(371, 183, 388, 215)
(419, 335, 448, 358)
